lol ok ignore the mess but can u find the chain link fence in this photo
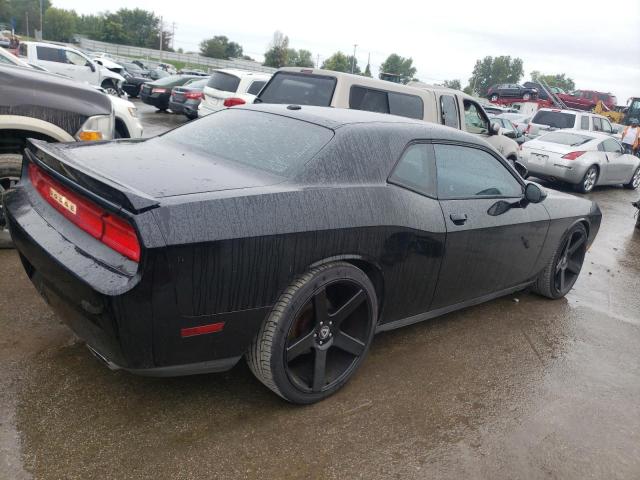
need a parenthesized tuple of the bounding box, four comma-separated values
(78, 37, 276, 74)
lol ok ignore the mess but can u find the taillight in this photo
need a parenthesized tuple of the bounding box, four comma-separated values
(184, 91, 204, 100)
(152, 87, 167, 94)
(561, 151, 586, 160)
(28, 163, 141, 262)
(223, 97, 246, 107)
(525, 124, 531, 134)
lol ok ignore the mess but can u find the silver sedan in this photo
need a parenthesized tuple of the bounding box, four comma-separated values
(520, 130, 640, 193)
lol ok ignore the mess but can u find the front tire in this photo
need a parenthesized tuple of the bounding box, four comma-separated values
(576, 166, 598, 193)
(101, 80, 119, 96)
(247, 262, 378, 404)
(623, 167, 640, 190)
(532, 223, 588, 299)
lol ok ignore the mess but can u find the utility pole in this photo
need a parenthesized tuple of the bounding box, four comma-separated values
(316, 54, 320, 69)
(39, 0, 43, 36)
(159, 16, 163, 61)
(171, 22, 176, 50)
(25, 12, 29, 38)
(351, 44, 358, 74)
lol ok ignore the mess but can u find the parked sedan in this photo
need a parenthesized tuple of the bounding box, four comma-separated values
(169, 78, 209, 119)
(140, 75, 201, 111)
(121, 71, 149, 98)
(4, 105, 601, 404)
(520, 130, 640, 193)
(487, 84, 538, 102)
(490, 116, 526, 144)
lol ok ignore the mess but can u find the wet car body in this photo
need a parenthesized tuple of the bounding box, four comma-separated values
(168, 78, 208, 119)
(4, 105, 601, 385)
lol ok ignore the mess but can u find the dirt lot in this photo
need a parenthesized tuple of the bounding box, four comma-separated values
(1, 101, 639, 479)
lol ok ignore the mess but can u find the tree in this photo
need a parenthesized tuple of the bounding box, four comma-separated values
(443, 79, 461, 90)
(43, 7, 77, 42)
(363, 62, 372, 77)
(322, 51, 360, 74)
(466, 55, 524, 96)
(263, 30, 289, 68)
(530, 70, 575, 92)
(6, 0, 52, 36)
(293, 48, 314, 67)
(379, 54, 416, 84)
(200, 36, 229, 59)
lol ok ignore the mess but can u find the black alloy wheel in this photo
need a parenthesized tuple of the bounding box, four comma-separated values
(247, 262, 377, 404)
(533, 223, 588, 299)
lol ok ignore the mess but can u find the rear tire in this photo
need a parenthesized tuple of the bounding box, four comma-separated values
(0, 154, 21, 249)
(623, 167, 640, 190)
(532, 223, 588, 299)
(247, 262, 377, 404)
(576, 165, 598, 193)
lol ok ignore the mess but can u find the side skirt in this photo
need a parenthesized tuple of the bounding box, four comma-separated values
(376, 281, 533, 333)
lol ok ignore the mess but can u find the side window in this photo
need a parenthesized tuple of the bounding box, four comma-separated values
(65, 50, 89, 66)
(440, 95, 460, 129)
(349, 86, 389, 114)
(19, 44, 28, 57)
(388, 144, 435, 197)
(434, 144, 522, 199)
(462, 100, 489, 134)
(601, 118, 613, 134)
(602, 139, 623, 153)
(36, 46, 63, 63)
(247, 80, 266, 96)
(580, 116, 589, 130)
(388, 92, 423, 120)
(593, 117, 603, 131)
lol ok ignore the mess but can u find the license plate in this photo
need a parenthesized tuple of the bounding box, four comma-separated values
(530, 153, 548, 165)
(50, 187, 77, 215)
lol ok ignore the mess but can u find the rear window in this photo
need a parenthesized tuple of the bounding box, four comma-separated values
(532, 111, 576, 129)
(162, 109, 333, 175)
(349, 86, 423, 119)
(258, 72, 336, 106)
(153, 75, 193, 87)
(206, 71, 240, 92)
(36, 46, 62, 63)
(538, 132, 593, 146)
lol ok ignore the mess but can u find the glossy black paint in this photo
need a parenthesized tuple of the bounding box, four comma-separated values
(140, 76, 200, 110)
(4, 105, 602, 375)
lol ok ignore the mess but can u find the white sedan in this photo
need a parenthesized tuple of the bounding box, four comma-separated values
(520, 129, 640, 193)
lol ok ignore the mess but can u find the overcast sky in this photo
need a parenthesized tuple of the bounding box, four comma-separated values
(57, 0, 640, 104)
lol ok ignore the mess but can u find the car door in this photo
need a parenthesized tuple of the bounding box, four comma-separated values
(601, 138, 632, 182)
(62, 49, 99, 85)
(33, 45, 68, 75)
(430, 143, 549, 309)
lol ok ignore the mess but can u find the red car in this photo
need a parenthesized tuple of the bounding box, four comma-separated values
(558, 90, 617, 111)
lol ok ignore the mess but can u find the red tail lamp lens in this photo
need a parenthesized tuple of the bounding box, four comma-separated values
(561, 151, 586, 160)
(223, 97, 246, 107)
(28, 163, 140, 262)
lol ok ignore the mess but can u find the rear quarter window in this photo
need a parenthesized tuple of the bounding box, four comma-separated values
(246, 80, 266, 96)
(532, 111, 576, 129)
(207, 71, 241, 92)
(36, 46, 62, 63)
(162, 109, 334, 176)
(258, 72, 336, 106)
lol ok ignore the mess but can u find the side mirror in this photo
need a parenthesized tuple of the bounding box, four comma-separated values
(514, 160, 528, 178)
(524, 182, 546, 203)
(88, 61, 96, 72)
(490, 122, 501, 135)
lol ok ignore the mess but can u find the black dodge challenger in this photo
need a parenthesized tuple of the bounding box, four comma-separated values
(4, 105, 601, 404)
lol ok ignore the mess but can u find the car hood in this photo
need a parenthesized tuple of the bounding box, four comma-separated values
(38, 138, 284, 199)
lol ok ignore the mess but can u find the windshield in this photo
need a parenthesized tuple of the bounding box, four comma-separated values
(538, 131, 593, 146)
(258, 72, 337, 106)
(162, 109, 334, 176)
(532, 111, 576, 129)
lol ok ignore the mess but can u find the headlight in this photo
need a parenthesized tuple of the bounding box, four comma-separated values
(76, 113, 114, 141)
(127, 106, 138, 118)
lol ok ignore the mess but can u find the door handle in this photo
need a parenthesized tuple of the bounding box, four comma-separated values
(449, 213, 468, 225)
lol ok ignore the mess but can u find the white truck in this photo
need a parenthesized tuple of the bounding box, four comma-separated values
(18, 41, 125, 95)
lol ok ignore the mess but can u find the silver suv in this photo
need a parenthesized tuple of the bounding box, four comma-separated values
(528, 108, 615, 138)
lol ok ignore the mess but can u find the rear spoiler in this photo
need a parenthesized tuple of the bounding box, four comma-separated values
(25, 139, 159, 214)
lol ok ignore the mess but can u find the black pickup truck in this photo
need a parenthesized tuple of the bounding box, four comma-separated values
(0, 64, 114, 246)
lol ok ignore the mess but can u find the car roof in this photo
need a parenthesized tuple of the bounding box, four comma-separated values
(214, 68, 271, 79)
(236, 104, 485, 144)
(535, 108, 606, 119)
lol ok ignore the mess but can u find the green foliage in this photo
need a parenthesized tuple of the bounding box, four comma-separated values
(3, 0, 52, 36)
(199, 35, 243, 59)
(463, 85, 473, 95)
(443, 79, 461, 90)
(73, 8, 172, 50)
(379, 54, 416, 84)
(289, 48, 314, 67)
(466, 56, 524, 96)
(263, 30, 289, 68)
(322, 51, 360, 74)
(363, 61, 372, 77)
(43, 7, 77, 42)
(530, 70, 575, 92)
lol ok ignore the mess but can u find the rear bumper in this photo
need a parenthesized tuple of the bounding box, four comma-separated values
(140, 92, 170, 110)
(521, 155, 587, 184)
(168, 99, 185, 113)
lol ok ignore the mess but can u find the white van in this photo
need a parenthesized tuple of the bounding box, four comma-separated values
(256, 68, 520, 162)
(198, 69, 272, 117)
